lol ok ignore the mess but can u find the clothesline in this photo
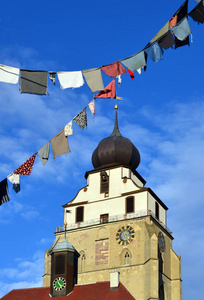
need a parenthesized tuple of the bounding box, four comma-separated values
(0, 1, 203, 98)
(0, 0, 204, 205)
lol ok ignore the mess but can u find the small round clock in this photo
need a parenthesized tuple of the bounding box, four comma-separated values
(158, 232, 165, 252)
(53, 277, 66, 291)
(116, 225, 135, 245)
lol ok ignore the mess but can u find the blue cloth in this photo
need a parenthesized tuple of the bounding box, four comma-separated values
(144, 42, 164, 63)
(120, 51, 146, 72)
(172, 17, 191, 41)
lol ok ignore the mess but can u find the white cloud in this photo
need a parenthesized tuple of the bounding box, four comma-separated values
(0, 250, 44, 297)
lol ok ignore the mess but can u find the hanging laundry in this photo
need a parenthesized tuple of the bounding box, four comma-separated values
(57, 71, 84, 89)
(101, 61, 127, 78)
(169, 0, 189, 27)
(127, 69, 134, 80)
(64, 121, 73, 136)
(73, 108, 87, 130)
(174, 35, 190, 48)
(51, 129, 71, 159)
(116, 75, 122, 86)
(49, 72, 56, 85)
(169, 15, 178, 28)
(14, 153, 37, 175)
(0, 65, 19, 84)
(144, 42, 164, 63)
(20, 70, 48, 95)
(38, 142, 50, 165)
(0, 179, 9, 206)
(171, 17, 191, 41)
(157, 31, 175, 49)
(82, 68, 104, 93)
(189, 1, 204, 24)
(95, 79, 116, 99)
(150, 22, 169, 43)
(120, 51, 146, 72)
(7, 173, 20, 193)
(88, 100, 95, 114)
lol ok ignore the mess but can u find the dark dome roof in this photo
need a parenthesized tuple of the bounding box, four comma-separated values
(92, 107, 140, 170)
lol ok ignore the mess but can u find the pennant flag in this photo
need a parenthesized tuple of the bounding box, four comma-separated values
(174, 35, 190, 49)
(73, 108, 87, 129)
(157, 31, 175, 49)
(94, 79, 116, 99)
(120, 51, 146, 72)
(82, 68, 104, 93)
(49, 72, 56, 85)
(57, 71, 84, 89)
(38, 142, 50, 165)
(171, 17, 191, 41)
(64, 121, 73, 136)
(88, 100, 95, 114)
(14, 153, 37, 175)
(51, 129, 71, 159)
(127, 69, 134, 80)
(144, 42, 164, 63)
(150, 22, 169, 43)
(189, 1, 204, 24)
(0, 65, 19, 84)
(7, 173, 20, 193)
(0, 179, 10, 206)
(101, 61, 127, 77)
(20, 70, 48, 95)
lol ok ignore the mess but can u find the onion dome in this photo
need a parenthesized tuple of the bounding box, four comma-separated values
(92, 106, 140, 170)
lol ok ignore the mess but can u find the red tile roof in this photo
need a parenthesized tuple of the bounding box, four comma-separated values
(1, 282, 135, 300)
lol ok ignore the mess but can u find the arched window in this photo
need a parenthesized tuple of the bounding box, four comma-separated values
(100, 171, 109, 195)
(120, 248, 132, 265)
(124, 251, 130, 265)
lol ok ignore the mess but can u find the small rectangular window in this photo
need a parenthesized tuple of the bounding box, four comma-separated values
(100, 214, 109, 224)
(126, 197, 134, 214)
(155, 202, 159, 220)
(76, 206, 84, 223)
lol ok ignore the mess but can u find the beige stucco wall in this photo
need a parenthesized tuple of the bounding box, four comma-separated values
(43, 216, 181, 300)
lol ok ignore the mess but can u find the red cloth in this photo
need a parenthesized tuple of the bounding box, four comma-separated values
(14, 153, 37, 175)
(101, 62, 127, 77)
(127, 69, 134, 80)
(95, 79, 116, 99)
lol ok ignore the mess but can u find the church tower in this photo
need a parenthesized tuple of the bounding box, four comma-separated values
(43, 106, 181, 300)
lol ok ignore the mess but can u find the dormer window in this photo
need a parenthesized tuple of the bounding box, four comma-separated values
(100, 171, 109, 195)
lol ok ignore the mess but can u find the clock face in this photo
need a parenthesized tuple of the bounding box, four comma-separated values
(158, 232, 165, 252)
(116, 225, 135, 245)
(53, 277, 66, 291)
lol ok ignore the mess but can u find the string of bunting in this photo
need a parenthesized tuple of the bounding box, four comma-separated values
(0, 0, 204, 205)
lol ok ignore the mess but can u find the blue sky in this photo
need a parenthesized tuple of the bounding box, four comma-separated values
(0, 0, 203, 298)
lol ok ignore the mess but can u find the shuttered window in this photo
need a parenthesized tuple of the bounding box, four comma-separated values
(55, 254, 65, 275)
